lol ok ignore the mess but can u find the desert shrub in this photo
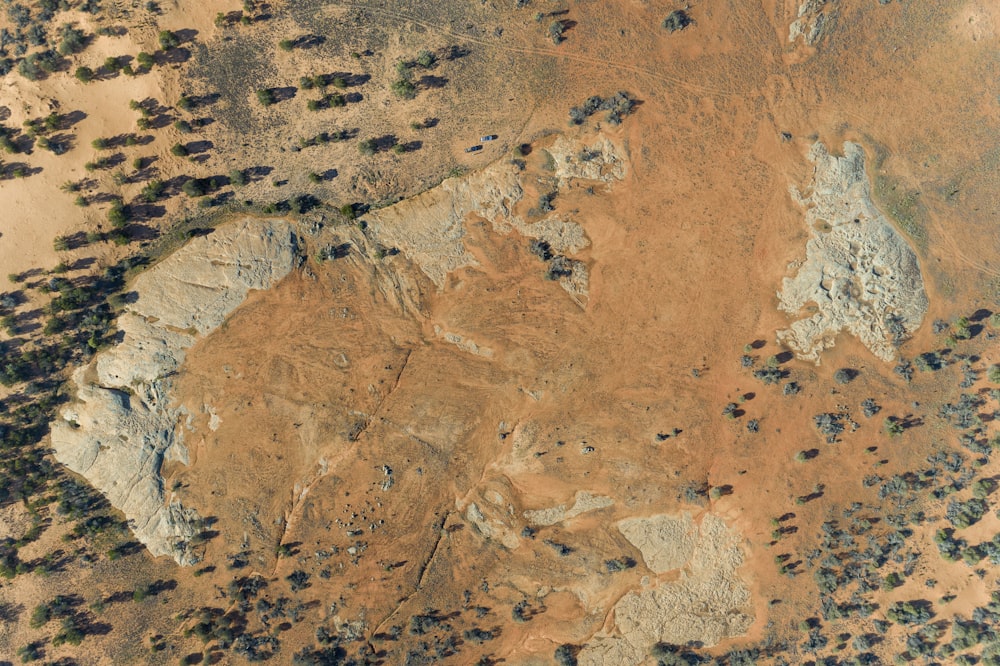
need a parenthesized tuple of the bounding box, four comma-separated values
(663, 9, 692, 32)
(17, 52, 57, 81)
(256, 89, 276, 106)
(549, 20, 567, 44)
(141, 179, 165, 202)
(58, 23, 87, 55)
(182, 178, 212, 197)
(278, 38, 293, 51)
(416, 49, 436, 67)
(74, 65, 94, 82)
(107, 199, 129, 227)
(886, 601, 932, 625)
(391, 78, 416, 99)
(158, 30, 180, 50)
(833, 368, 854, 384)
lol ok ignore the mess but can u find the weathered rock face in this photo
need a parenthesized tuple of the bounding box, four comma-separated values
(51, 219, 298, 565)
(789, 0, 834, 46)
(777, 142, 928, 363)
(366, 135, 624, 307)
(579, 513, 754, 665)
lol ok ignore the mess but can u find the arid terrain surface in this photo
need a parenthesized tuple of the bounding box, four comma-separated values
(3, 0, 1000, 665)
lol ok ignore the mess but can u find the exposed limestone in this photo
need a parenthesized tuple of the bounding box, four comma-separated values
(465, 502, 521, 550)
(434, 325, 494, 358)
(548, 135, 627, 186)
(510, 214, 590, 255)
(523, 491, 614, 527)
(617, 512, 697, 573)
(789, 0, 833, 45)
(50, 218, 298, 565)
(777, 142, 928, 363)
(364, 165, 520, 288)
(580, 514, 754, 665)
(365, 135, 625, 305)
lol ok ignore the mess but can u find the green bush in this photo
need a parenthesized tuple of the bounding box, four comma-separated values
(416, 49, 436, 68)
(391, 78, 416, 99)
(256, 89, 276, 106)
(74, 66, 94, 83)
(58, 24, 89, 55)
(107, 199, 129, 227)
(158, 30, 180, 50)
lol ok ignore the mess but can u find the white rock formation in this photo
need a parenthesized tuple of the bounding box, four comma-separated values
(522, 491, 614, 527)
(579, 514, 754, 665)
(51, 219, 298, 565)
(617, 512, 698, 573)
(789, 0, 832, 45)
(365, 134, 624, 305)
(777, 142, 928, 362)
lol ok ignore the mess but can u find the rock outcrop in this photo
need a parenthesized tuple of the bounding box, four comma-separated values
(777, 142, 928, 362)
(523, 491, 614, 527)
(51, 219, 298, 565)
(366, 135, 624, 306)
(579, 514, 754, 665)
(789, 0, 834, 45)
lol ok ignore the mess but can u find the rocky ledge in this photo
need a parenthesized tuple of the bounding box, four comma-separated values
(50, 219, 298, 565)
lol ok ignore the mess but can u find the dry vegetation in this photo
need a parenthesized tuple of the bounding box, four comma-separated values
(1, 0, 1000, 665)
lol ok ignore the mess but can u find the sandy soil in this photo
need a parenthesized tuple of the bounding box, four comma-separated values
(3, 0, 1000, 664)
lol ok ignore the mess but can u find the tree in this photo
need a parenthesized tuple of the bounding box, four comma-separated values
(74, 66, 94, 83)
(988, 364, 1000, 383)
(549, 21, 567, 44)
(136, 51, 154, 69)
(230, 169, 248, 186)
(416, 49, 436, 68)
(158, 30, 180, 50)
(663, 10, 692, 32)
(107, 199, 129, 227)
(58, 23, 88, 55)
(170, 143, 189, 157)
(256, 89, 276, 106)
(884, 417, 904, 437)
(141, 179, 165, 202)
(833, 368, 854, 384)
(358, 139, 376, 156)
(391, 78, 416, 99)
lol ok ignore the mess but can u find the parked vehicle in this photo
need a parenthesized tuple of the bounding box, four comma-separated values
(480, 134, 497, 141)
(465, 145, 483, 153)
